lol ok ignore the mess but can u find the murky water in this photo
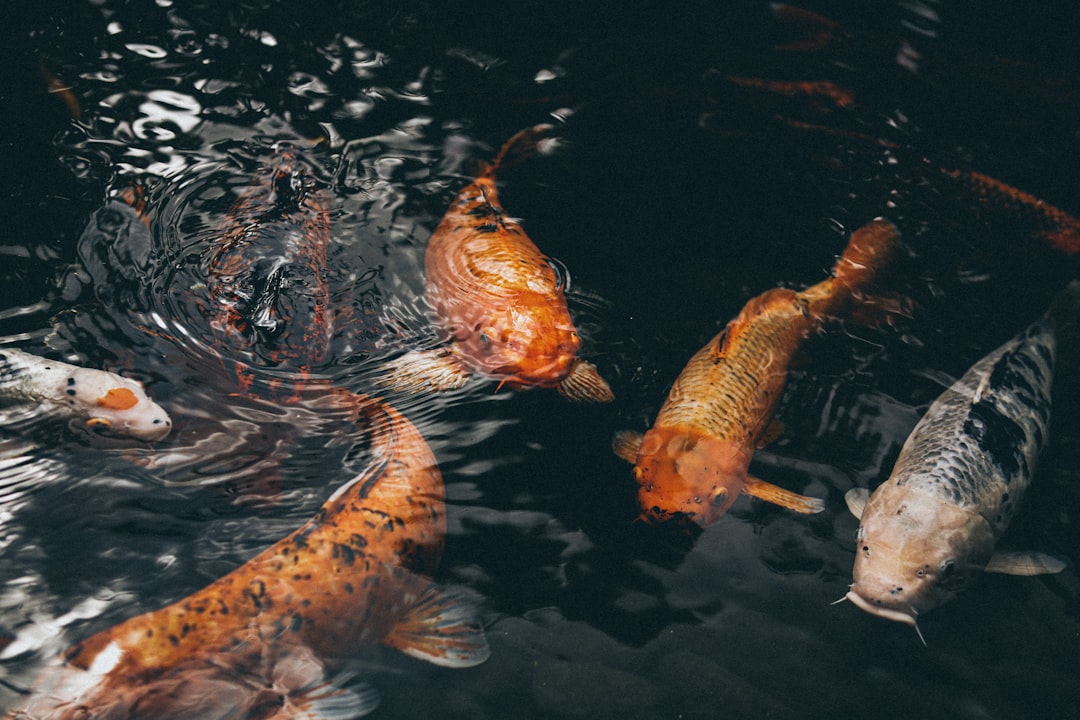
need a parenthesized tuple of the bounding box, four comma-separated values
(3, 1, 1080, 718)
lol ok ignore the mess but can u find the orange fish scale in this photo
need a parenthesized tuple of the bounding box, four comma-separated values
(64, 392, 444, 680)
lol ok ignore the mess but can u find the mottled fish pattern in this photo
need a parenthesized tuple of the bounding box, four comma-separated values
(7, 389, 488, 719)
(891, 320, 1054, 531)
(844, 281, 1076, 635)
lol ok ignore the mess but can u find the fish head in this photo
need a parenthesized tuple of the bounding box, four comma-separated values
(633, 427, 751, 527)
(846, 482, 995, 627)
(61, 370, 173, 442)
(457, 294, 581, 388)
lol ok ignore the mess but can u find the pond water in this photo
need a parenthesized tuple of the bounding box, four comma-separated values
(2, 1, 1080, 718)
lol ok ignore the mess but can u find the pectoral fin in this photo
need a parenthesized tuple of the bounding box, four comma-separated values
(377, 348, 472, 394)
(743, 475, 826, 514)
(844, 488, 870, 520)
(984, 551, 1067, 576)
(612, 430, 644, 464)
(383, 583, 490, 668)
(286, 677, 380, 720)
(557, 360, 614, 403)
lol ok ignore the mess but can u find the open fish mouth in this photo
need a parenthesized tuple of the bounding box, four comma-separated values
(844, 590, 919, 628)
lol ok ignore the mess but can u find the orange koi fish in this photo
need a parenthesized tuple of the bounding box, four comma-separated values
(7, 390, 489, 719)
(945, 169, 1080, 256)
(613, 218, 904, 526)
(382, 125, 613, 402)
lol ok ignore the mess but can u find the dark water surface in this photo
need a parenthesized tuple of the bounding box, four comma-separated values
(3, 1, 1080, 718)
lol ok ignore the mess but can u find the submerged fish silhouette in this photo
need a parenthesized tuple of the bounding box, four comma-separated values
(614, 218, 906, 526)
(203, 149, 338, 400)
(841, 281, 1077, 640)
(7, 390, 489, 719)
(382, 124, 613, 402)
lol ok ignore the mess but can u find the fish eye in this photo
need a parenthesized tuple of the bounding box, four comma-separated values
(479, 333, 491, 345)
(711, 488, 729, 506)
(86, 417, 113, 433)
(939, 559, 956, 578)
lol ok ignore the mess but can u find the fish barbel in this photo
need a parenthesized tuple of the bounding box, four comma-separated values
(614, 218, 905, 526)
(842, 281, 1077, 639)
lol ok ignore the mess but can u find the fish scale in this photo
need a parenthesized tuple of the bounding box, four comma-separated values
(889, 321, 1054, 534)
(843, 281, 1076, 635)
(656, 306, 803, 445)
(381, 124, 614, 401)
(615, 218, 905, 526)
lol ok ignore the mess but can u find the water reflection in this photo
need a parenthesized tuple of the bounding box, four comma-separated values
(3, 0, 1080, 717)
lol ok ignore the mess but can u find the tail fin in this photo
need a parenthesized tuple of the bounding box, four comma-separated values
(831, 218, 902, 291)
(484, 124, 559, 179)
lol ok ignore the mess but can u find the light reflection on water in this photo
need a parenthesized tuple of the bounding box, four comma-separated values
(3, 0, 1080, 718)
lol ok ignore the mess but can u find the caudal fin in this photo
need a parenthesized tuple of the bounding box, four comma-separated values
(382, 581, 491, 668)
(830, 218, 902, 291)
(485, 124, 560, 179)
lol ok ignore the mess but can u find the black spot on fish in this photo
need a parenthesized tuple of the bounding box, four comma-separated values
(334, 543, 356, 566)
(989, 351, 1039, 397)
(67, 377, 75, 386)
(290, 613, 303, 633)
(963, 400, 1026, 477)
(66, 388, 76, 397)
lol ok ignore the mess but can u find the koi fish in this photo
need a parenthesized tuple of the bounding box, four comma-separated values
(382, 125, 613, 403)
(840, 281, 1077, 640)
(613, 218, 904, 526)
(0, 349, 170, 441)
(204, 149, 335, 398)
(7, 390, 489, 719)
(945, 169, 1080, 256)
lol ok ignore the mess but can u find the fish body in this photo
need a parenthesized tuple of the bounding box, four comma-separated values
(843, 282, 1076, 633)
(614, 218, 903, 525)
(205, 150, 334, 398)
(384, 125, 613, 402)
(9, 390, 489, 719)
(0, 349, 170, 441)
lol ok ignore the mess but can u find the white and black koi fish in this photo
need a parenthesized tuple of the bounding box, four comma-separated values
(841, 281, 1077, 640)
(0, 349, 171, 441)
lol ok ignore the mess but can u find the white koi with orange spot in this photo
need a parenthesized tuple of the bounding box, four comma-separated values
(0, 349, 171, 441)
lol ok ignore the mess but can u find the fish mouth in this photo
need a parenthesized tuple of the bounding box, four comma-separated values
(844, 590, 919, 627)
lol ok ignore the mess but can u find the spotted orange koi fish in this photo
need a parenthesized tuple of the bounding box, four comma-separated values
(7, 389, 489, 719)
(382, 125, 613, 402)
(613, 218, 904, 526)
